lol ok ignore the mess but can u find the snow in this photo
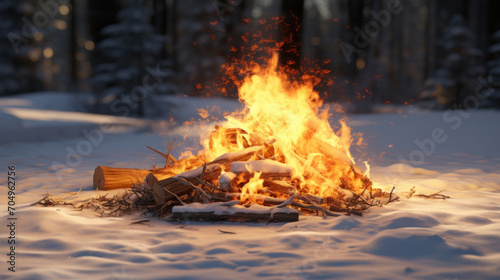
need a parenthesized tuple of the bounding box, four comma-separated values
(172, 163, 221, 180)
(231, 159, 294, 174)
(213, 146, 262, 162)
(219, 172, 237, 190)
(1, 92, 500, 279)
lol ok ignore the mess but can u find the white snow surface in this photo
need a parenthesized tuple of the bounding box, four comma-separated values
(213, 146, 262, 162)
(1, 92, 500, 279)
(231, 159, 294, 174)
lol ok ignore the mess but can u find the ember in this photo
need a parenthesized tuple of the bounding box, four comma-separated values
(93, 54, 397, 222)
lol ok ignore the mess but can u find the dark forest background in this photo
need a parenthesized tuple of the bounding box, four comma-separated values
(1, 0, 500, 116)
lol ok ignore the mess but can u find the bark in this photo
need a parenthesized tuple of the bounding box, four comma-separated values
(172, 210, 299, 222)
(93, 165, 174, 190)
(172, 202, 299, 222)
(157, 145, 272, 201)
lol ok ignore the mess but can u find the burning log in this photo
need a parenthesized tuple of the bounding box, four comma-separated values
(208, 126, 267, 150)
(209, 126, 250, 150)
(172, 202, 299, 222)
(83, 51, 396, 222)
(156, 145, 273, 201)
(309, 138, 365, 177)
(263, 180, 295, 194)
(228, 159, 294, 189)
(233, 171, 293, 182)
(231, 159, 293, 175)
(93, 166, 174, 190)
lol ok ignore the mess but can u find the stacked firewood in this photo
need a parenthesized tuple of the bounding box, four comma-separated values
(93, 126, 397, 222)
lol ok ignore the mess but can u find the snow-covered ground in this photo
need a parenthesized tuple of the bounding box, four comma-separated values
(1, 92, 500, 279)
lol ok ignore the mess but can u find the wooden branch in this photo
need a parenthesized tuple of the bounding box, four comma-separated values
(415, 189, 450, 200)
(173, 211, 298, 222)
(218, 193, 340, 216)
(157, 145, 269, 201)
(147, 146, 177, 167)
(156, 162, 223, 201)
(93, 166, 174, 190)
(296, 193, 324, 205)
(263, 180, 295, 194)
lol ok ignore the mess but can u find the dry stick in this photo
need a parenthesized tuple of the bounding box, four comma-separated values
(157, 145, 268, 201)
(201, 163, 207, 182)
(218, 229, 236, 234)
(386, 186, 396, 205)
(175, 177, 211, 203)
(348, 183, 372, 208)
(272, 190, 297, 209)
(416, 189, 450, 200)
(267, 191, 298, 224)
(147, 146, 177, 167)
(407, 186, 416, 199)
(291, 201, 341, 217)
(162, 186, 186, 206)
(130, 219, 150, 225)
(194, 177, 221, 191)
(220, 193, 341, 217)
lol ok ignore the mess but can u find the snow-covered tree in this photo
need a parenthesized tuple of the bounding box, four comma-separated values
(421, 14, 485, 108)
(0, 0, 42, 95)
(92, 0, 167, 116)
(481, 29, 500, 107)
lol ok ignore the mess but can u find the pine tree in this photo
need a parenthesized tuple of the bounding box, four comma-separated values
(421, 14, 485, 108)
(482, 29, 500, 107)
(92, 0, 166, 116)
(177, 0, 225, 95)
(0, 0, 42, 95)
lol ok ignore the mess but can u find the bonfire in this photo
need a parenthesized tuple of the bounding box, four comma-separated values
(89, 53, 397, 222)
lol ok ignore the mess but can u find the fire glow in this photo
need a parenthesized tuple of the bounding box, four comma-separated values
(194, 52, 372, 206)
(92, 51, 395, 218)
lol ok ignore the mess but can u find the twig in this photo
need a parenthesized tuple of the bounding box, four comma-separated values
(407, 186, 416, 199)
(218, 229, 236, 234)
(201, 163, 207, 182)
(386, 186, 396, 205)
(220, 200, 240, 206)
(175, 177, 211, 203)
(416, 189, 450, 200)
(162, 186, 186, 206)
(194, 177, 222, 191)
(147, 143, 178, 168)
(272, 190, 297, 209)
(291, 201, 341, 217)
(130, 219, 150, 225)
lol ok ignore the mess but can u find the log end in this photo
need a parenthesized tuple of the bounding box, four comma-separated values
(93, 165, 105, 190)
(146, 173, 159, 188)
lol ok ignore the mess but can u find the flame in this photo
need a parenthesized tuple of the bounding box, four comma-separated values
(241, 171, 265, 203)
(204, 53, 367, 202)
(164, 51, 370, 205)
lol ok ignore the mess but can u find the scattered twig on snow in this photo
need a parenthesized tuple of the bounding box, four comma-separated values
(416, 189, 450, 200)
(218, 229, 236, 234)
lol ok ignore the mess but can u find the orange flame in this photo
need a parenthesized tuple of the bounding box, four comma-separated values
(241, 171, 265, 203)
(204, 53, 367, 201)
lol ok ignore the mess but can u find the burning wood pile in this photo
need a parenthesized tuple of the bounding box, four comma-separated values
(92, 54, 398, 222)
